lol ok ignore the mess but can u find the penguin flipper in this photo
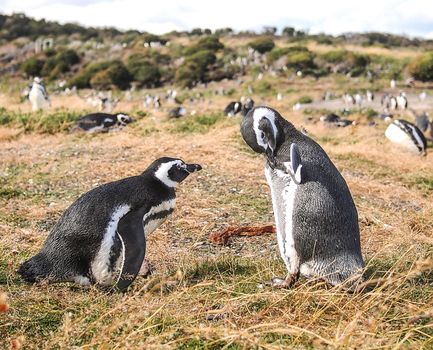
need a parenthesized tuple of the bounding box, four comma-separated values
(115, 207, 147, 291)
(284, 143, 302, 185)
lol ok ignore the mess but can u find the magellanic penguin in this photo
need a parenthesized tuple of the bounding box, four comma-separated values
(224, 101, 242, 117)
(385, 119, 427, 155)
(18, 157, 202, 291)
(72, 113, 134, 133)
(240, 106, 365, 290)
(29, 77, 50, 111)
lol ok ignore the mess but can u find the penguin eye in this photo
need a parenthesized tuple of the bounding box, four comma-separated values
(260, 131, 265, 139)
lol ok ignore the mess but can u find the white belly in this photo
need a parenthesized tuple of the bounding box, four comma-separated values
(385, 123, 420, 153)
(265, 166, 299, 273)
(91, 205, 131, 285)
(29, 90, 48, 111)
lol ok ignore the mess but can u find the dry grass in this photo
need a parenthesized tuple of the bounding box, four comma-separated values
(0, 77, 432, 349)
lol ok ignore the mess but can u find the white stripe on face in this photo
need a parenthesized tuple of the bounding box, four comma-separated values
(252, 107, 278, 151)
(154, 160, 184, 187)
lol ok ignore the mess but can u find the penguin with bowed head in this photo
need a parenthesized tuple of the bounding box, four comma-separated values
(18, 157, 202, 291)
(240, 106, 365, 290)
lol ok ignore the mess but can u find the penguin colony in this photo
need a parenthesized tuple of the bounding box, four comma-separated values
(19, 158, 202, 291)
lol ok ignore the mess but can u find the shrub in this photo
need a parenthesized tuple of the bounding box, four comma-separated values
(126, 52, 168, 87)
(408, 52, 433, 81)
(298, 96, 313, 104)
(175, 50, 217, 88)
(267, 46, 309, 64)
(105, 61, 132, 90)
(70, 60, 131, 89)
(287, 50, 315, 70)
(184, 36, 224, 56)
(143, 33, 167, 45)
(90, 69, 112, 90)
(248, 37, 275, 54)
(21, 58, 45, 77)
(175, 62, 202, 88)
(321, 50, 370, 75)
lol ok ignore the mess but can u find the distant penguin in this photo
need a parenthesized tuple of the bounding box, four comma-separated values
(414, 112, 432, 139)
(396, 92, 408, 110)
(224, 101, 242, 117)
(320, 113, 354, 127)
(169, 107, 187, 118)
(390, 79, 396, 89)
(419, 91, 427, 101)
(240, 106, 364, 290)
(29, 77, 50, 111)
(385, 120, 427, 155)
(241, 98, 255, 117)
(18, 157, 202, 291)
(72, 113, 133, 133)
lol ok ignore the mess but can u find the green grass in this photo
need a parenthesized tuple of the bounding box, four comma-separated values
(170, 113, 225, 134)
(0, 107, 84, 134)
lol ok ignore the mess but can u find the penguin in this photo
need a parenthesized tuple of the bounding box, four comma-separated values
(320, 113, 354, 127)
(385, 119, 427, 155)
(241, 98, 255, 117)
(29, 77, 50, 111)
(240, 106, 365, 290)
(396, 92, 408, 110)
(168, 107, 187, 118)
(18, 157, 202, 291)
(72, 113, 134, 133)
(414, 112, 432, 140)
(224, 101, 242, 117)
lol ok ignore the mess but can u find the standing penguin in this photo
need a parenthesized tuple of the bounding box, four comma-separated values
(18, 157, 202, 291)
(29, 77, 50, 111)
(240, 106, 364, 289)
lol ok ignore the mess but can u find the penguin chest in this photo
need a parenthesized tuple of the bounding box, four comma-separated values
(265, 166, 299, 263)
(142, 198, 176, 236)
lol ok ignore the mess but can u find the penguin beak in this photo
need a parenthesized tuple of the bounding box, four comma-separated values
(186, 163, 202, 173)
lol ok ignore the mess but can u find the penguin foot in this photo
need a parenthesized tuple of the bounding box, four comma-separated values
(138, 260, 154, 278)
(270, 274, 298, 288)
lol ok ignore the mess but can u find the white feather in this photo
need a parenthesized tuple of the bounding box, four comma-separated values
(91, 205, 131, 285)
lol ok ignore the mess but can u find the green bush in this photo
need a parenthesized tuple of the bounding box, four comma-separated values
(321, 50, 370, 75)
(105, 61, 132, 90)
(90, 69, 112, 90)
(298, 96, 313, 104)
(175, 62, 202, 88)
(287, 50, 315, 70)
(69, 60, 131, 89)
(267, 46, 309, 64)
(23, 49, 80, 79)
(321, 50, 349, 63)
(184, 36, 224, 56)
(408, 52, 433, 81)
(248, 37, 275, 54)
(21, 58, 45, 77)
(175, 50, 217, 88)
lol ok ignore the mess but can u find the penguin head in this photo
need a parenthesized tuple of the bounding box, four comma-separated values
(240, 106, 281, 165)
(116, 114, 133, 125)
(150, 157, 202, 188)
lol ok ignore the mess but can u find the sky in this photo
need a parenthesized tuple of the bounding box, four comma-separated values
(1, 0, 433, 38)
